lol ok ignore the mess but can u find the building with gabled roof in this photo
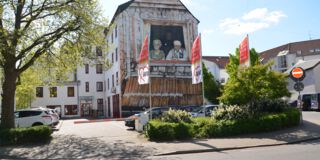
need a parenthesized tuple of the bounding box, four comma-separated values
(105, 0, 202, 117)
(203, 56, 229, 84)
(260, 39, 320, 72)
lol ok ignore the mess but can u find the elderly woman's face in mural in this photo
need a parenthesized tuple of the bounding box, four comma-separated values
(153, 40, 162, 50)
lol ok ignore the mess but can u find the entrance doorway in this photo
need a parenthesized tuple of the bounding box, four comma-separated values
(112, 94, 120, 118)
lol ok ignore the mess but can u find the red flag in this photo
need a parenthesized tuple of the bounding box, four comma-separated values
(138, 36, 149, 85)
(239, 35, 250, 65)
(139, 36, 149, 64)
(191, 35, 202, 84)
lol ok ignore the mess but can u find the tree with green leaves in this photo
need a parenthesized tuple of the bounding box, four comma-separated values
(15, 68, 42, 110)
(219, 48, 291, 105)
(0, 0, 107, 129)
(203, 63, 221, 104)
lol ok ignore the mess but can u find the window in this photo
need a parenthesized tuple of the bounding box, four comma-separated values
(220, 78, 226, 84)
(85, 64, 89, 74)
(49, 87, 57, 97)
(96, 46, 102, 56)
(278, 55, 287, 69)
(150, 25, 185, 55)
(111, 32, 114, 43)
(64, 105, 78, 115)
(296, 50, 302, 55)
(36, 87, 43, 97)
(96, 82, 103, 92)
(96, 64, 103, 74)
(112, 53, 114, 63)
(115, 26, 117, 38)
(116, 72, 119, 86)
(18, 111, 42, 118)
(67, 87, 75, 97)
(310, 49, 315, 53)
(316, 48, 320, 52)
(107, 78, 110, 90)
(116, 48, 119, 62)
(97, 99, 104, 116)
(112, 74, 115, 87)
(85, 82, 89, 92)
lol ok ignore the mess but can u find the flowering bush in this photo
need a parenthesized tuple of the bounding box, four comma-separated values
(160, 109, 192, 123)
(212, 105, 252, 121)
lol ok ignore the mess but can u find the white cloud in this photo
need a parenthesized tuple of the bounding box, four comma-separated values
(220, 8, 287, 35)
(242, 8, 268, 20)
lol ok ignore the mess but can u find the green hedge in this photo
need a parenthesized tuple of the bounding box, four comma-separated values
(0, 126, 52, 146)
(145, 108, 300, 141)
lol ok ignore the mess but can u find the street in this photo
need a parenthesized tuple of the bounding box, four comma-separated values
(153, 139, 320, 160)
(0, 111, 319, 159)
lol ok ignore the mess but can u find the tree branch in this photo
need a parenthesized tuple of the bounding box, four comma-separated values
(12, 0, 26, 47)
(16, 20, 79, 60)
(18, 24, 81, 73)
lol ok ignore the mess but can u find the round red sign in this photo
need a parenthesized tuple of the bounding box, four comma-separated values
(291, 67, 304, 79)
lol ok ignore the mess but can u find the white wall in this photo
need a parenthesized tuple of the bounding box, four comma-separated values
(77, 63, 105, 110)
(203, 59, 229, 84)
(104, 20, 121, 118)
(203, 60, 220, 81)
(31, 85, 79, 117)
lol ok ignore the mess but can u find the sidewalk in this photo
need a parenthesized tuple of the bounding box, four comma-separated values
(141, 112, 320, 156)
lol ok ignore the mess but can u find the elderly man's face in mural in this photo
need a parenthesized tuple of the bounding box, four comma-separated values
(173, 40, 182, 50)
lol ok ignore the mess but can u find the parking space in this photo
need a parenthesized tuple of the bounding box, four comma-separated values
(53, 118, 145, 144)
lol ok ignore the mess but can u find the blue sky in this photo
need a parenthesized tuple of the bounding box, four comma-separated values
(99, 0, 320, 56)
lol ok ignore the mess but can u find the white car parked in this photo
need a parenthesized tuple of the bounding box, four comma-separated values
(34, 108, 59, 125)
(14, 109, 54, 128)
(190, 105, 219, 117)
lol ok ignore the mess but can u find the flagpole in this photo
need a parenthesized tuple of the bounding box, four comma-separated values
(199, 34, 205, 106)
(148, 33, 152, 120)
(247, 34, 251, 66)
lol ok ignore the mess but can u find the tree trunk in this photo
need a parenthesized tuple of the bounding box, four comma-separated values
(0, 65, 19, 129)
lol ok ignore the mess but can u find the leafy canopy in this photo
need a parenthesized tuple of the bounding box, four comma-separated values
(0, 0, 108, 129)
(219, 48, 291, 105)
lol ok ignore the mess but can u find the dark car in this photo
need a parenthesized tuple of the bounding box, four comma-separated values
(178, 105, 200, 112)
(125, 107, 170, 129)
(302, 93, 320, 111)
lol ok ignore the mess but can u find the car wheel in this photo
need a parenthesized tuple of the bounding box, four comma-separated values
(32, 122, 43, 126)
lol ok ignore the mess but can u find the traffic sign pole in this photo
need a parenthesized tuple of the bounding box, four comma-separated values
(290, 67, 305, 125)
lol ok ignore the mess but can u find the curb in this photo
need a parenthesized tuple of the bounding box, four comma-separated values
(53, 119, 64, 131)
(155, 136, 320, 156)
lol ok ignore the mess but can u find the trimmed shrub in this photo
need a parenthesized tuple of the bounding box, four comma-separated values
(0, 126, 52, 146)
(254, 99, 289, 113)
(145, 120, 193, 141)
(160, 109, 192, 123)
(145, 108, 300, 141)
(213, 105, 251, 121)
(145, 120, 177, 141)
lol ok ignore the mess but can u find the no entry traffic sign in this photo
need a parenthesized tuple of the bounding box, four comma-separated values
(290, 67, 305, 81)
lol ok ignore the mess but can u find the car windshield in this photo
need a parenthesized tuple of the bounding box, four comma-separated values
(194, 106, 204, 112)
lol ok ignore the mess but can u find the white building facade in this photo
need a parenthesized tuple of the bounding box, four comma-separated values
(203, 56, 230, 84)
(31, 46, 108, 118)
(260, 39, 320, 103)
